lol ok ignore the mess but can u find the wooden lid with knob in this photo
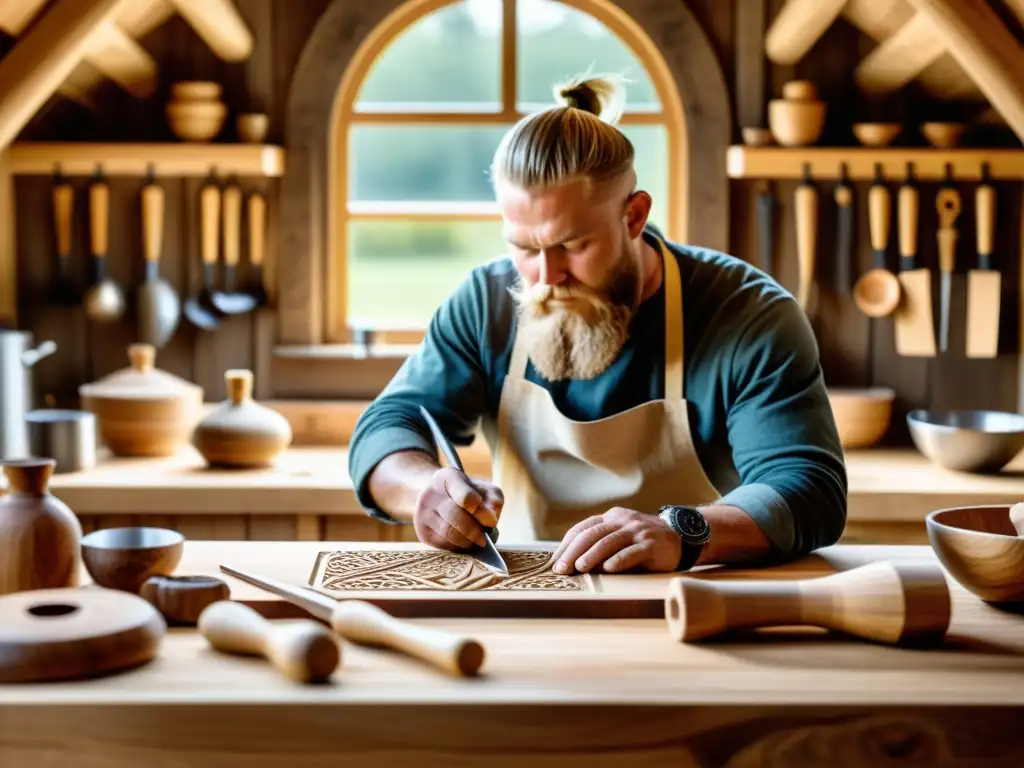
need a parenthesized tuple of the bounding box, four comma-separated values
(78, 344, 202, 401)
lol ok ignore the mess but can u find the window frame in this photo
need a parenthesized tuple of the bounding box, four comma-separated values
(325, 0, 690, 343)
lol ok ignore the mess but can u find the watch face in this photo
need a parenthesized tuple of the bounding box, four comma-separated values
(672, 507, 710, 542)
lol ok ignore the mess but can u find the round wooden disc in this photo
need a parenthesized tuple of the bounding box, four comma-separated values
(0, 587, 167, 683)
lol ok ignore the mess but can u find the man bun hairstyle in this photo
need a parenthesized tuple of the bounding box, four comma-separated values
(491, 72, 635, 193)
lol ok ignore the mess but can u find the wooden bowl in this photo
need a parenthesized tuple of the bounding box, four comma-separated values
(926, 505, 1024, 603)
(81, 527, 184, 593)
(921, 122, 965, 148)
(827, 386, 895, 449)
(166, 101, 227, 142)
(741, 127, 773, 146)
(171, 81, 222, 102)
(853, 122, 902, 146)
(236, 113, 269, 143)
(768, 101, 825, 147)
(140, 574, 231, 626)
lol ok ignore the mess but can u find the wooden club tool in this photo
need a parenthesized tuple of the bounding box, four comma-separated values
(220, 564, 486, 677)
(664, 561, 952, 645)
(197, 600, 340, 684)
(966, 163, 1000, 358)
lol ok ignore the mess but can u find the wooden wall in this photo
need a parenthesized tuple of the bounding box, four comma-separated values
(11, 0, 1024, 443)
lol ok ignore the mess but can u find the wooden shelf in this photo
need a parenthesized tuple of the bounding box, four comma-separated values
(7, 141, 285, 177)
(727, 146, 1024, 181)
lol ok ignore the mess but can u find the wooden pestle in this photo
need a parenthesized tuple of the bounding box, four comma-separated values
(665, 561, 951, 645)
(197, 600, 341, 683)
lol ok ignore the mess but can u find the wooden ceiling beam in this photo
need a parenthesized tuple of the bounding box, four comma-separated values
(168, 0, 253, 61)
(903, 0, 1024, 143)
(0, 0, 131, 151)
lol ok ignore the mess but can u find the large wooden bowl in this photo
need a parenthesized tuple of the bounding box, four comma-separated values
(827, 387, 895, 449)
(926, 506, 1024, 603)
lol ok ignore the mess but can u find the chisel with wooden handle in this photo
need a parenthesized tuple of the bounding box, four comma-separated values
(966, 165, 999, 358)
(220, 564, 486, 677)
(665, 561, 951, 646)
(794, 165, 817, 312)
(894, 166, 936, 357)
(936, 185, 962, 353)
(198, 600, 341, 683)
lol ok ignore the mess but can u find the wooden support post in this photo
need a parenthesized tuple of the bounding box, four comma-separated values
(168, 0, 254, 61)
(0, 0, 131, 150)
(902, 0, 1024, 143)
(0, 148, 14, 328)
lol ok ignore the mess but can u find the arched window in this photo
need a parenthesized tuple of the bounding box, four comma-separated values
(327, 0, 686, 342)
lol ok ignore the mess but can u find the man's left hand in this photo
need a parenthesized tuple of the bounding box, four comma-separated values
(551, 507, 681, 575)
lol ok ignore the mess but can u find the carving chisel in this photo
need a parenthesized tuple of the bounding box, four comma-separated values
(419, 405, 509, 576)
(894, 165, 937, 357)
(936, 185, 962, 353)
(219, 564, 486, 677)
(834, 168, 854, 294)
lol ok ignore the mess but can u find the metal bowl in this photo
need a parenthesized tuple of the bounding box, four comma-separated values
(907, 409, 1024, 473)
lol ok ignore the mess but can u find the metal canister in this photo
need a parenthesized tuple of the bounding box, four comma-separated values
(0, 331, 57, 460)
(26, 409, 97, 473)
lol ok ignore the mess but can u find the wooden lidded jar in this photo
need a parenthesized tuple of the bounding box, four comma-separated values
(192, 370, 292, 468)
(0, 458, 83, 595)
(79, 343, 204, 457)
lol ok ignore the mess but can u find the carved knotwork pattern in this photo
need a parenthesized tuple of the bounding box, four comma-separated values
(313, 550, 584, 592)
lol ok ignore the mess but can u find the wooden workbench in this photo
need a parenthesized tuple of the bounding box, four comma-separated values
(1, 541, 1023, 766)
(14, 445, 1024, 545)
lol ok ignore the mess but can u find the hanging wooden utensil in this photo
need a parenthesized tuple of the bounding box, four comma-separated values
(894, 164, 937, 357)
(137, 172, 181, 349)
(794, 164, 817, 311)
(82, 169, 126, 324)
(50, 170, 78, 305)
(966, 164, 999, 358)
(833, 165, 854, 294)
(0, 587, 166, 683)
(246, 189, 270, 306)
(755, 180, 775, 277)
(853, 164, 901, 317)
(183, 180, 223, 331)
(936, 177, 962, 354)
(212, 180, 257, 316)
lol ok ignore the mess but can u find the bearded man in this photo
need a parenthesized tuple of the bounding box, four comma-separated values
(347, 75, 847, 575)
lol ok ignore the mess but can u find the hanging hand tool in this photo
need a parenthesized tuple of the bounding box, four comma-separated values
(50, 170, 77, 305)
(833, 165, 854, 295)
(854, 164, 900, 318)
(894, 164, 936, 357)
(965, 164, 999, 358)
(755, 180, 776, 277)
(936, 169, 962, 354)
(794, 164, 817, 312)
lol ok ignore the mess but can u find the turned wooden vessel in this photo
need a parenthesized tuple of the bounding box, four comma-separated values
(0, 458, 83, 596)
(767, 80, 826, 147)
(192, 370, 292, 468)
(141, 574, 231, 625)
(79, 343, 204, 457)
(927, 505, 1024, 603)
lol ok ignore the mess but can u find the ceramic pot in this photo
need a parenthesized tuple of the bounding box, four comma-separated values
(192, 370, 292, 468)
(78, 343, 204, 457)
(0, 458, 82, 595)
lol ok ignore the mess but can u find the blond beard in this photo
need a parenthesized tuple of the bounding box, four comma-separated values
(509, 252, 639, 381)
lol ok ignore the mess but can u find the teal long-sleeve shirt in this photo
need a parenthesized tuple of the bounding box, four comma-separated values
(347, 229, 848, 560)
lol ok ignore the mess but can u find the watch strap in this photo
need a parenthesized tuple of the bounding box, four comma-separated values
(659, 505, 709, 572)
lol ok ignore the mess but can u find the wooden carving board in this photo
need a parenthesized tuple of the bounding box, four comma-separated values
(302, 545, 668, 619)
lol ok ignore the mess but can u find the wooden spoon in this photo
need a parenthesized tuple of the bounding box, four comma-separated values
(853, 167, 901, 317)
(665, 560, 951, 645)
(82, 170, 126, 323)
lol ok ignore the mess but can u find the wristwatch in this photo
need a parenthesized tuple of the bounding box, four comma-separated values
(658, 505, 711, 571)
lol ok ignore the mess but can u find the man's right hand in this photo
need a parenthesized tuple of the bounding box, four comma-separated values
(413, 466, 503, 550)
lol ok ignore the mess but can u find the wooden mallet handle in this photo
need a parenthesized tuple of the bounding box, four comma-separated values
(198, 600, 341, 683)
(665, 561, 951, 645)
(330, 599, 485, 677)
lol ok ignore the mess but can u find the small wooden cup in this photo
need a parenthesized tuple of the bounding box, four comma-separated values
(141, 575, 231, 626)
(81, 527, 184, 593)
(237, 113, 269, 143)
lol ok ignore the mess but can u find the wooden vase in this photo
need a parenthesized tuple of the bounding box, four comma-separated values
(0, 458, 83, 595)
(192, 370, 292, 468)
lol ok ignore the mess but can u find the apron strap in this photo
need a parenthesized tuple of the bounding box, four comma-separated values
(659, 238, 685, 401)
(504, 236, 685, 397)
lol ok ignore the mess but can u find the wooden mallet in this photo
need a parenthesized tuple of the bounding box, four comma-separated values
(665, 561, 952, 645)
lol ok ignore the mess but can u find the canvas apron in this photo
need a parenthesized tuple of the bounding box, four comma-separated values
(489, 236, 722, 543)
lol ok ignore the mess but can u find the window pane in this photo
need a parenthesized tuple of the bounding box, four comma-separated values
(347, 219, 507, 329)
(349, 125, 507, 202)
(355, 0, 502, 112)
(622, 125, 669, 232)
(517, 0, 660, 113)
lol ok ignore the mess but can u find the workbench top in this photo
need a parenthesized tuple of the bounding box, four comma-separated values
(2, 541, 1023, 765)
(25, 444, 1024, 521)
